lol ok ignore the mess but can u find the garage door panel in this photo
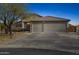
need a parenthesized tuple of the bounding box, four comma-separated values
(32, 23, 42, 32)
(44, 23, 66, 32)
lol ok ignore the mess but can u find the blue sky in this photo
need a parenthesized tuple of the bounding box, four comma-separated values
(27, 3, 79, 25)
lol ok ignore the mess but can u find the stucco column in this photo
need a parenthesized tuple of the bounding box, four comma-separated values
(22, 21, 25, 29)
(30, 22, 32, 32)
(66, 23, 69, 32)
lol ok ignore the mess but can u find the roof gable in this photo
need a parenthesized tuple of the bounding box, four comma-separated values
(23, 14, 70, 22)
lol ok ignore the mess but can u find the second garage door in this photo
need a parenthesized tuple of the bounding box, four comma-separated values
(44, 22, 66, 33)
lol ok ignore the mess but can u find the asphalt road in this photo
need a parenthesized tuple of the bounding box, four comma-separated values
(0, 48, 76, 55)
(0, 32, 78, 55)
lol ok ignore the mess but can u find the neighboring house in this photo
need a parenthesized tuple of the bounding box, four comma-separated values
(21, 14, 70, 33)
(67, 24, 76, 32)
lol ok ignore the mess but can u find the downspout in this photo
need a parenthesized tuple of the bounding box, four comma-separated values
(42, 21, 44, 32)
(76, 26, 79, 33)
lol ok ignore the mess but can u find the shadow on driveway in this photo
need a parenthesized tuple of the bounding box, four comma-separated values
(0, 48, 77, 55)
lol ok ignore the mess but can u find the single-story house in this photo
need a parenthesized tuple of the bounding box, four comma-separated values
(21, 15, 70, 33)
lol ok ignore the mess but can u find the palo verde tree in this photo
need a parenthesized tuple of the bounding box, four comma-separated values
(0, 4, 26, 36)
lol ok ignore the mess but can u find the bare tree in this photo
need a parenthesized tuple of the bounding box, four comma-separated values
(0, 3, 27, 38)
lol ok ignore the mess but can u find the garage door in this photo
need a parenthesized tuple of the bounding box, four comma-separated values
(44, 22, 66, 33)
(32, 22, 42, 32)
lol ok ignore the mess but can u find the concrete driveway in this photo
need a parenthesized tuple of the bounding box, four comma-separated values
(0, 32, 79, 54)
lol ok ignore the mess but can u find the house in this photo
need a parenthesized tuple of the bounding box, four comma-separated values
(67, 24, 76, 32)
(21, 14, 70, 33)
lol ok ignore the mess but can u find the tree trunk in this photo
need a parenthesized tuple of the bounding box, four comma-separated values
(5, 27, 8, 34)
(0, 25, 3, 34)
(8, 26, 13, 39)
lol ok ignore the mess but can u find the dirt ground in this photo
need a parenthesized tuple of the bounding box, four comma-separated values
(0, 32, 27, 43)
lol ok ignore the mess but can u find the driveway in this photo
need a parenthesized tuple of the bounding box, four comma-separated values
(0, 32, 79, 54)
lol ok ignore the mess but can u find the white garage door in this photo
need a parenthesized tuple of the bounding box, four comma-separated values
(32, 22, 42, 32)
(44, 22, 66, 33)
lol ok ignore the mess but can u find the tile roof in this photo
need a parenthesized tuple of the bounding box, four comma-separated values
(23, 14, 70, 22)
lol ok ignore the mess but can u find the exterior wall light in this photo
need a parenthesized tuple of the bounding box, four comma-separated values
(27, 23, 30, 25)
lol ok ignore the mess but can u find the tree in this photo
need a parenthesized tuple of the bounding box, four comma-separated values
(0, 3, 26, 37)
(0, 23, 5, 34)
